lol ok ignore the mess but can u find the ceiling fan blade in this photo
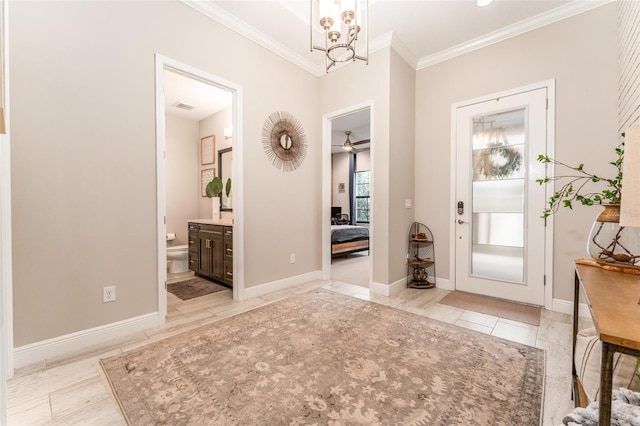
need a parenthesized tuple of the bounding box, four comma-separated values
(352, 139, 370, 146)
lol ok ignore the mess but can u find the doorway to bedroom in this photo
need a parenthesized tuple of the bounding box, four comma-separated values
(328, 107, 372, 289)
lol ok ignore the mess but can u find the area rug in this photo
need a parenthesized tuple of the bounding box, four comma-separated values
(100, 289, 545, 425)
(166, 277, 228, 301)
(439, 290, 542, 326)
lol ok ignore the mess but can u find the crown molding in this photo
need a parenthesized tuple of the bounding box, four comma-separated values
(180, 0, 325, 76)
(181, 0, 614, 76)
(416, 0, 616, 70)
(389, 33, 418, 69)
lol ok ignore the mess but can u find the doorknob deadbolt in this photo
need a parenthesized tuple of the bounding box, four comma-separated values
(457, 201, 464, 215)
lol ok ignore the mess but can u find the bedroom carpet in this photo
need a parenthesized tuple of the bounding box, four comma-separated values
(331, 252, 370, 288)
(166, 277, 229, 301)
(100, 289, 545, 425)
(439, 291, 542, 326)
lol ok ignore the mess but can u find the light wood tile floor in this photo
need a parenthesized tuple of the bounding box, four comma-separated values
(7, 279, 582, 425)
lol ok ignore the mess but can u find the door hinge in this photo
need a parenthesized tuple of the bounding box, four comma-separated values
(546, 98, 549, 110)
(165, 281, 167, 290)
(543, 275, 547, 286)
(544, 216, 547, 227)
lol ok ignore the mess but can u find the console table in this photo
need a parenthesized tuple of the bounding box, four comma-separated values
(573, 263, 640, 426)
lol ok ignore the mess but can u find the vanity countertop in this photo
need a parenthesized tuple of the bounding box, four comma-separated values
(187, 218, 233, 226)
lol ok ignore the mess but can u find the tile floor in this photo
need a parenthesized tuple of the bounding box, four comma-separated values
(6, 279, 585, 425)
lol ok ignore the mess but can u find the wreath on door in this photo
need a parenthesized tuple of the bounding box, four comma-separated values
(474, 142, 522, 179)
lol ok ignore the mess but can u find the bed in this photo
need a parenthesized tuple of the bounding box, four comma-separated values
(331, 224, 369, 256)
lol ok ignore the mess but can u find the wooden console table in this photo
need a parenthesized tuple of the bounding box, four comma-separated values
(573, 263, 640, 426)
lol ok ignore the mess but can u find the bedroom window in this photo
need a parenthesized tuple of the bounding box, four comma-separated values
(355, 170, 370, 223)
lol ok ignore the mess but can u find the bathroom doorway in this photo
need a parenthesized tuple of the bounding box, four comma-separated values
(155, 55, 244, 323)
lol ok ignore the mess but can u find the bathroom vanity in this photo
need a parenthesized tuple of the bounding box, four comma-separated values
(188, 220, 233, 288)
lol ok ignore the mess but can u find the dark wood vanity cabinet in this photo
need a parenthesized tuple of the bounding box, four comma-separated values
(188, 222, 199, 272)
(188, 222, 232, 288)
(223, 226, 233, 286)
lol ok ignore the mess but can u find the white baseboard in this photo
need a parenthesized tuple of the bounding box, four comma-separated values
(242, 270, 323, 300)
(552, 298, 590, 318)
(435, 277, 452, 290)
(371, 276, 450, 296)
(370, 277, 405, 296)
(13, 312, 159, 369)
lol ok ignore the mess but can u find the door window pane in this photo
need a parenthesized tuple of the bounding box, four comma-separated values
(470, 108, 526, 284)
(472, 180, 524, 213)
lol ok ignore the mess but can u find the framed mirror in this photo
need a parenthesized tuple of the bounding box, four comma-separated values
(218, 147, 233, 211)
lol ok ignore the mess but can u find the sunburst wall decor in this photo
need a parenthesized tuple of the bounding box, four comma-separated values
(262, 111, 307, 171)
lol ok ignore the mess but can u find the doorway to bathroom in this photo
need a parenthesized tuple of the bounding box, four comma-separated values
(155, 55, 244, 323)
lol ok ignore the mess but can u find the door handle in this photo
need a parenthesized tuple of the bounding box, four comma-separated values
(457, 219, 468, 224)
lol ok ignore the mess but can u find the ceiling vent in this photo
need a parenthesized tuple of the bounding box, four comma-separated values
(173, 101, 195, 111)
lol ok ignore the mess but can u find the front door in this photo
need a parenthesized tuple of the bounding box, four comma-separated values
(454, 87, 548, 305)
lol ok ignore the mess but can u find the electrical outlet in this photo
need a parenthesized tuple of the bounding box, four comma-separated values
(103, 286, 116, 303)
(290, 253, 296, 264)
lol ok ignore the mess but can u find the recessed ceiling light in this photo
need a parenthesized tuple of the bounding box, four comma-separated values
(477, 0, 494, 6)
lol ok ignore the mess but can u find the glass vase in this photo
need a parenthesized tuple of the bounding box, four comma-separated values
(587, 204, 640, 265)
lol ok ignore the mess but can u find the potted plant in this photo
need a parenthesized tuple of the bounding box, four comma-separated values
(206, 176, 223, 220)
(537, 134, 640, 265)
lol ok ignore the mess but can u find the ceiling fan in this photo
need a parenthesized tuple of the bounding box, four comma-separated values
(332, 131, 370, 153)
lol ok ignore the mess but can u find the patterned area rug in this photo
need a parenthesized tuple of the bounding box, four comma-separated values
(166, 277, 228, 301)
(100, 289, 545, 425)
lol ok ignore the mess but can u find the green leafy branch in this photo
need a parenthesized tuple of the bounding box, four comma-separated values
(535, 138, 624, 218)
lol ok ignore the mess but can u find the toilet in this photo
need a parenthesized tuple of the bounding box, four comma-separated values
(166, 233, 189, 274)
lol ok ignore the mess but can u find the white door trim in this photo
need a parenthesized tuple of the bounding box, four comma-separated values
(154, 55, 245, 320)
(321, 101, 374, 284)
(1, 0, 13, 393)
(449, 80, 555, 309)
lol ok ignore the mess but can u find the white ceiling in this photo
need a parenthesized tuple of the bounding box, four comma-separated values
(181, 0, 612, 76)
(331, 109, 370, 153)
(164, 69, 232, 121)
(168, 0, 611, 144)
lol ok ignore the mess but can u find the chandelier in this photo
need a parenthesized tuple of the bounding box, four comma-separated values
(310, 0, 369, 73)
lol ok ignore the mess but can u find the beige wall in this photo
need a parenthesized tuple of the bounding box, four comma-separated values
(388, 49, 416, 284)
(10, 0, 319, 346)
(166, 115, 200, 246)
(414, 4, 618, 301)
(331, 149, 371, 222)
(7, 0, 622, 349)
(331, 152, 350, 215)
(355, 149, 370, 172)
(198, 107, 232, 218)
